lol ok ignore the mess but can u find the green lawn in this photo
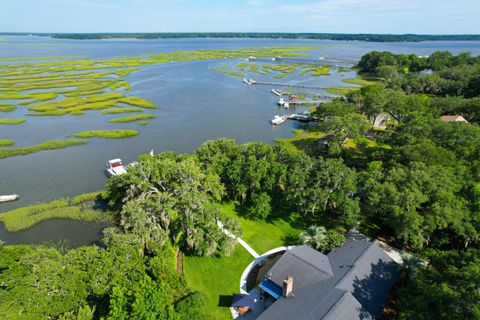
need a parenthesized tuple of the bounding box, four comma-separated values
(184, 245, 252, 320)
(220, 202, 301, 255)
(325, 86, 359, 96)
(275, 129, 326, 156)
(184, 203, 302, 319)
(342, 75, 380, 86)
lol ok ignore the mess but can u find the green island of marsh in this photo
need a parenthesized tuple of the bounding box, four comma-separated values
(74, 129, 139, 139)
(0, 140, 87, 159)
(108, 113, 155, 123)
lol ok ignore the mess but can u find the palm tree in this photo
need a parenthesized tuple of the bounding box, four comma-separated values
(299, 225, 328, 251)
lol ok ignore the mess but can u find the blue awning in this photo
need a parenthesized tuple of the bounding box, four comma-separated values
(259, 279, 282, 300)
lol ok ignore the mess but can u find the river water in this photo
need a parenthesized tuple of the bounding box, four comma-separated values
(1, 36, 479, 246)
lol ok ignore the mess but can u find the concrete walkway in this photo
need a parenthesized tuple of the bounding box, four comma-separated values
(217, 220, 260, 258)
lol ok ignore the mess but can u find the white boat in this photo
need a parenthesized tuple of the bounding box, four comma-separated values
(0, 194, 19, 203)
(106, 158, 127, 176)
(271, 89, 283, 96)
(283, 102, 290, 109)
(278, 98, 285, 106)
(271, 115, 286, 125)
(243, 78, 256, 85)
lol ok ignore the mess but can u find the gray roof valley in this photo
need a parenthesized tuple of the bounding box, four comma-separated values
(256, 232, 400, 320)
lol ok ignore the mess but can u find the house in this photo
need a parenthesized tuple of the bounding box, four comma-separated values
(440, 115, 469, 123)
(231, 294, 255, 316)
(255, 232, 400, 320)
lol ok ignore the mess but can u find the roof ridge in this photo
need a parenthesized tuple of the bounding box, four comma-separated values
(333, 241, 376, 289)
(289, 249, 334, 277)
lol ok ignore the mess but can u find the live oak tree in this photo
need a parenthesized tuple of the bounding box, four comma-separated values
(104, 152, 239, 256)
(399, 249, 480, 320)
(284, 154, 360, 226)
(363, 162, 476, 249)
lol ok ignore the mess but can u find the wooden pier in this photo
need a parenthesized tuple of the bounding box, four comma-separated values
(250, 57, 356, 69)
(288, 100, 328, 106)
(279, 92, 331, 100)
(253, 80, 326, 90)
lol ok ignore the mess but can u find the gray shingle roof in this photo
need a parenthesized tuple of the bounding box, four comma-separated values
(256, 232, 399, 320)
(267, 245, 333, 291)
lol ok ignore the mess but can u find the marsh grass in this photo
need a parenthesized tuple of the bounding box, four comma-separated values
(210, 68, 245, 78)
(0, 104, 16, 112)
(0, 140, 87, 159)
(0, 139, 14, 146)
(109, 113, 155, 123)
(74, 129, 139, 139)
(118, 97, 159, 109)
(0, 193, 113, 232)
(300, 66, 331, 76)
(0, 118, 25, 125)
(101, 107, 143, 114)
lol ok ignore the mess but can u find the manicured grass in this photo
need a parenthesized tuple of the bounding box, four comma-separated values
(275, 129, 326, 155)
(220, 202, 301, 255)
(109, 113, 155, 123)
(342, 75, 379, 86)
(325, 86, 359, 96)
(0, 118, 25, 125)
(210, 68, 245, 78)
(0, 193, 113, 232)
(184, 245, 252, 320)
(184, 202, 302, 319)
(74, 129, 138, 139)
(0, 140, 87, 159)
(0, 139, 14, 146)
(100, 107, 143, 114)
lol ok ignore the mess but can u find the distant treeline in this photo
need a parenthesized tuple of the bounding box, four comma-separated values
(2, 32, 480, 42)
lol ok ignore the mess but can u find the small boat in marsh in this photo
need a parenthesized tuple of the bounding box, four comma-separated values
(243, 78, 257, 85)
(106, 158, 127, 176)
(271, 115, 287, 125)
(0, 194, 19, 203)
(271, 89, 283, 96)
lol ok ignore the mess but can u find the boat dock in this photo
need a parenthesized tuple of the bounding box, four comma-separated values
(271, 113, 318, 125)
(252, 80, 326, 90)
(250, 57, 356, 69)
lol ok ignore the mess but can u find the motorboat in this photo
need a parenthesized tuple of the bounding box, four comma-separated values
(278, 98, 285, 106)
(271, 115, 286, 125)
(271, 89, 283, 96)
(0, 194, 19, 203)
(243, 78, 256, 85)
(106, 158, 127, 176)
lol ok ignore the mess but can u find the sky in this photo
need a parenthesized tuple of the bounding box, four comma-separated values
(1, 0, 479, 34)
